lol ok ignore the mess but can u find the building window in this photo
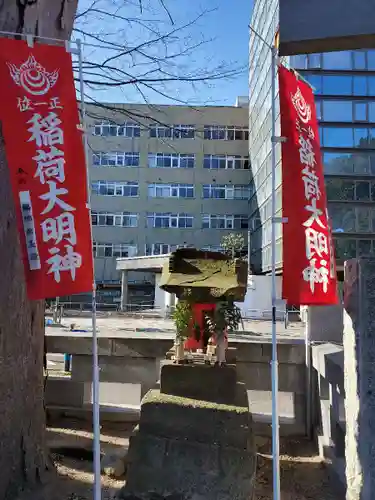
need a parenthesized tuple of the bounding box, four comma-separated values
(334, 238, 357, 260)
(91, 211, 138, 227)
(173, 125, 195, 139)
(201, 214, 248, 229)
(321, 100, 353, 122)
(149, 125, 172, 138)
(354, 76, 368, 96)
(147, 213, 194, 228)
(323, 51, 352, 70)
(291, 54, 307, 70)
(148, 153, 195, 168)
(326, 178, 375, 202)
(308, 53, 321, 69)
(93, 242, 138, 258)
(321, 126, 375, 148)
(92, 152, 140, 167)
(354, 102, 368, 122)
(145, 243, 177, 255)
(334, 237, 375, 260)
(202, 184, 251, 200)
(353, 51, 367, 70)
(203, 125, 249, 141)
(92, 121, 141, 137)
(203, 154, 249, 169)
(148, 183, 195, 198)
(149, 124, 195, 139)
(304, 74, 323, 94)
(323, 151, 375, 175)
(368, 50, 375, 70)
(92, 181, 139, 197)
(200, 245, 224, 253)
(322, 75, 352, 96)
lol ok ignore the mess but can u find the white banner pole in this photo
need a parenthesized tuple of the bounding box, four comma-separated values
(270, 44, 281, 500)
(249, 24, 281, 500)
(76, 38, 102, 500)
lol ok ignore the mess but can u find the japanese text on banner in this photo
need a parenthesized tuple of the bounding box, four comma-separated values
(0, 39, 93, 299)
(279, 65, 337, 306)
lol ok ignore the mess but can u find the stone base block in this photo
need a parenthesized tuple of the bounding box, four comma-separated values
(120, 390, 256, 500)
(139, 389, 252, 449)
(160, 362, 237, 404)
(121, 432, 256, 500)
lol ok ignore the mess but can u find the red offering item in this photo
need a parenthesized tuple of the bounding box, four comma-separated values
(184, 303, 228, 351)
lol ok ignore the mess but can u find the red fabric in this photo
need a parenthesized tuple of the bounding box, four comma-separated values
(279, 65, 337, 306)
(0, 39, 93, 300)
(184, 303, 229, 350)
(184, 303, 216, 350)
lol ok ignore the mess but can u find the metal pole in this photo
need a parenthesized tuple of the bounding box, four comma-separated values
(249, 23, 281, 499)
(247, 229, 251, 269)
(305, 307, 312, 439)
(76, 39, 101, 500)
(270, 45, 281, 500)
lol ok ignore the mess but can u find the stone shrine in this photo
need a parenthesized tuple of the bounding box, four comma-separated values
(119, 249, 256, 500)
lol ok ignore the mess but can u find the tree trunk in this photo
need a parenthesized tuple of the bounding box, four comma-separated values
(0, 2, 78, 498)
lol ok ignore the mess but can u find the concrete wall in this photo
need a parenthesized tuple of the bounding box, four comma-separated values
(236, 275, 285, 319)
(312, 343, 346, 494)
(153, 274, 165, 311)
(46, 334, 307, 436)
(302, 305, 344, 343)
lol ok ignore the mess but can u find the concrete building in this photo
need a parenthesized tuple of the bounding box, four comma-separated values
(82, 101, 249, 305)
(249, 0, 375, 278)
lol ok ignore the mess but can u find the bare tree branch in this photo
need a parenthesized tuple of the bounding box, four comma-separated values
(73, 0, 246, 110)
(158, 0, 174, 25)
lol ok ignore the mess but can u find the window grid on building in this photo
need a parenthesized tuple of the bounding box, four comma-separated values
(147, 212, 194, 228)
(200, 245, 224, 252)
(145, 243, 176, 255)
(202, 184, 251, 200)
(303, 74, 375, 98)
(149, 124, 195, 139)
(91, 211, 138, 227)
(326, 178, 375, 202)
(329, 204, 375, 234)
(203, 125, 249, 141)
(334, 236, 375, 261)
(93, 151, 140, 167)
(93, 242, 138, 258)
(148, 183, 195, 199)
(145, 243, 192, 255)
(323, 151, 375, 176)
(93, 121, 141, 137)
(92, 181, 139, 197)
(203, 154, 250, 170)
(202, 214, 249, 229)
(148, 153, 195, 169)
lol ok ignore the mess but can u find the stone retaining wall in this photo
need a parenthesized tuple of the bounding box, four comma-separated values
(46, 334, 307, 436)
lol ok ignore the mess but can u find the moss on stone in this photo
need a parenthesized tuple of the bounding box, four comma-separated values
(142, 389, 248, 413)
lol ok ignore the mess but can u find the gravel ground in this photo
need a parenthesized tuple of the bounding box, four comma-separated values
(16, 419, 339, 500)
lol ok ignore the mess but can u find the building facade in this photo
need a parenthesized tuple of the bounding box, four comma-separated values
(249, 0, 375, 276)
(85, 102, 249, 304)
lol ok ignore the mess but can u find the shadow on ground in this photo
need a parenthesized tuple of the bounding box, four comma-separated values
(255, 437, 339, 500)
(16, 421, 340, 500)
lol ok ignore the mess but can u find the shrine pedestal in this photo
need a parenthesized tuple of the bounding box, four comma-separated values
(120, 363, 256, 500)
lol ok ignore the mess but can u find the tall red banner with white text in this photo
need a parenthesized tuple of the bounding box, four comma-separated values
(0, 38, 93, 300)
(279, 65, 337, 305)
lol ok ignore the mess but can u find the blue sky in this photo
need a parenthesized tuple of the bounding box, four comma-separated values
(76, 0, 253, 106)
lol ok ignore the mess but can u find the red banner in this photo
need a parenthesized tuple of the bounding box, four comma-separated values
(0, 38, 93, 300)
(279, 65, 337, 305)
